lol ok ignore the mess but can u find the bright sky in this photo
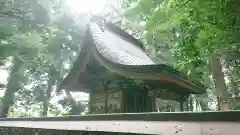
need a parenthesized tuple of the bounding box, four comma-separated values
(66, 0, 107, 14)
(0, 70, 8, 84)
(0, 70, 7, 97)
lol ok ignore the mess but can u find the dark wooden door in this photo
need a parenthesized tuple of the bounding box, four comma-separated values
(122, 90, 151, 113)
(133, 91, 149, 112)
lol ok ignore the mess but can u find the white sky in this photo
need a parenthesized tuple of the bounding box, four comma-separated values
(66, 0, 107, 14)
(0, 70, 7, 97)
(0, 70, 8, 84)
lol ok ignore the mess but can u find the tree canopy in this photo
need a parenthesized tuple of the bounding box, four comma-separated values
(121, 0, 240, 110)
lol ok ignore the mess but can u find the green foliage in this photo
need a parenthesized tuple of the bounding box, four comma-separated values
(0, 0, 89, 117)
(122, 0, 240, 110)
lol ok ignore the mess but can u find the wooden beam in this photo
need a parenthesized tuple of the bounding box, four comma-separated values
(1, 120, 240, 135)
(1, 111, 240, 121)
(103, 12, 111, 18)
(112, 19, 121, 24)
(131, 31, 141, 36)
(122, 25, 131, 30)
(137, 36, 146, 40)
(1, 112, 240, 135)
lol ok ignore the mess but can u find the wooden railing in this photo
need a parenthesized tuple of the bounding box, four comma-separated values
(0, 111, 240, 135)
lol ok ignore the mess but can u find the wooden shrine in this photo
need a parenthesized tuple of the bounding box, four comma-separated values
(57, 16, 207, 114)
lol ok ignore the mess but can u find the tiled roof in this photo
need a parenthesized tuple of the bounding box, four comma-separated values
(90, 23, 154, 65)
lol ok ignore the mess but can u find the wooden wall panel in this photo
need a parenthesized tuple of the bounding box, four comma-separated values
(90, 90, 122, 114)
(106, 90, 121, 113)
(90, 91, 105, 114)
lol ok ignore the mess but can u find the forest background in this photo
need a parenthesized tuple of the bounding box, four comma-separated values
(0, 0, 239, 117)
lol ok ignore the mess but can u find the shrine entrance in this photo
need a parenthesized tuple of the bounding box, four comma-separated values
(122, 90, 153, 113)
(133, 91, 148, 112)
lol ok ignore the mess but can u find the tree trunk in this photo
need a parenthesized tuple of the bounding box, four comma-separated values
(42, 70, 55, 116)
(0, 56, 21, 117)
(210, 54, 230, 111)
(229, 78, 239, 110)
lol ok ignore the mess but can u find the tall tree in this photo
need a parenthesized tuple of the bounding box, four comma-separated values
(0, 0, 87, 117)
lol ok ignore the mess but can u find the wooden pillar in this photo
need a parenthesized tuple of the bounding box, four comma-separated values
(88, 91, 92, 114)
(120, 90, 124, 113)
(7, 127, 13, 135)
(104, 89, 108, 113)
(180, 101, 184, 112)
(122, 90, 130, 113)
(179, 96, 187, 112)
(149, 90, 157, 112)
